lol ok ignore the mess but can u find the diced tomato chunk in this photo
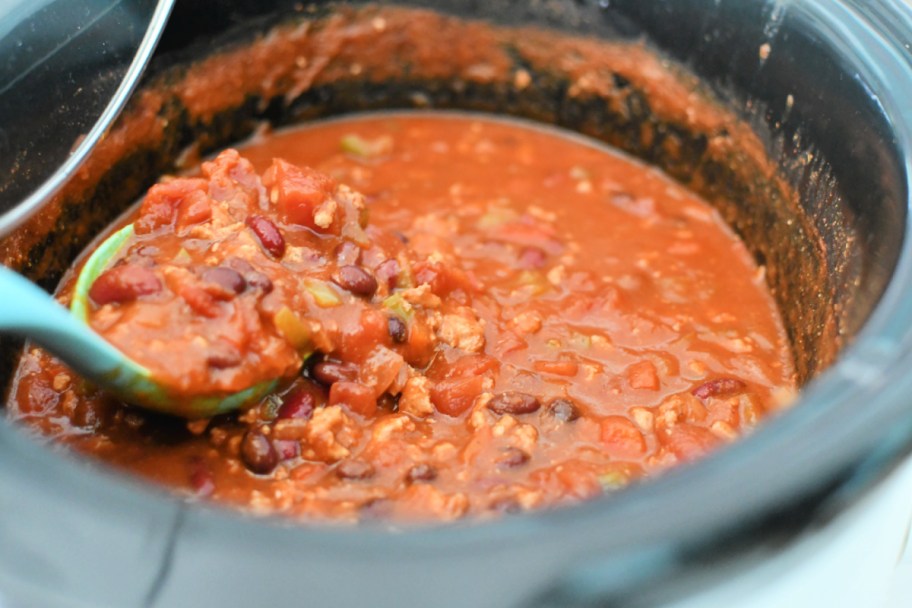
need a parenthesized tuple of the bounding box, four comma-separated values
(627, 360, 659, 390)
(533, 360, 579, 377)
(402, 318, 435, 367)
(427, 352, 499, 382)
(359, 346, 404, 397)
(659, 423, 719, 461)
(413, 260, 477, 296)
(600, 416, 647, 459)
(336, 309, 390, 362)
(136, 178, 208, 234)
(489, 221, 558, 249)
(329, 381, 377, 416)
(201, 149, 262, 206)
(263, 158, 336, 229)
(176, 190, 212, 229)
(178, 284, 220, 318)
(430, 375, 485, 417)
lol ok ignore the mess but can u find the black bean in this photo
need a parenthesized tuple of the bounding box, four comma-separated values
(406, 463, 437, 483)
(311, 360, 359, 386)
(388, 315, 408, 343)
(240, 427, 278, 475)
(497, 447, 530, 468)
(487, 392, 541, 415)
(332, 265, 378, 297)
(203, 266, 247, 295)
(336, 460, 375, 480)
(548, 398, 581, 422)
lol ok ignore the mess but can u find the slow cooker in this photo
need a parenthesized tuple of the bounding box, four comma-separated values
(1, 1, 912, 606)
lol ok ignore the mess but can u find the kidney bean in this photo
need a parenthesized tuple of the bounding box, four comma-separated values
(240, 426, 278, 475)
(406, 463, 437, 483)
(336, 459, 375, 480)
(202, 267, 246, 296)
(375, 258, 400, 289)
(548, 398, 581, 422)
(89, 264, 162, 306)
(277, 390, 315, 420)
(387, 315, 408, 344)
(487, 392, 541, 416)
(273, 439, 300, 461)
(245, 270, 273, 294)
(246, 215, 285, 258)
(224, 258, 272, 293)
(692, 378, 746, 401)
(332, 265, 378, 297)
(311, 360, 359, 386)
(497, 447, 530, 468)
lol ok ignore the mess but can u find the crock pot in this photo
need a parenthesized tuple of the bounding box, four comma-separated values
(2, 1, 912, 606)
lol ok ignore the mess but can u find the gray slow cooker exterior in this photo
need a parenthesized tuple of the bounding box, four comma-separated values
(2, 1, 912, 606)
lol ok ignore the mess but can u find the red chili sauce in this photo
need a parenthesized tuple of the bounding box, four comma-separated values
(7, 113, 796, 522)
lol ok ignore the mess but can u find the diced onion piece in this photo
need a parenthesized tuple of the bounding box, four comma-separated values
(598, 470, 629, 491)
(303, 279, 342, 307)
(395, 252, 415, 288)
(173, 248, 192, 264)
(568, 332, 592, 350)
(382, 293, 415, 324)
(477, 207, 519, 229)
(274, 306, 312, 351)
(340, 134, 393, 159)
(341, 221, 371, 247)
(514, 270, 551, 295)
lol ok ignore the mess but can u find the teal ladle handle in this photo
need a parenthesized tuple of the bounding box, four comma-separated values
(0, 265, 134, 381)
(0, 265, 277, 418)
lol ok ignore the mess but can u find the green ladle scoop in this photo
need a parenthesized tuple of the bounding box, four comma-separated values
(0, 225, 276, 418)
